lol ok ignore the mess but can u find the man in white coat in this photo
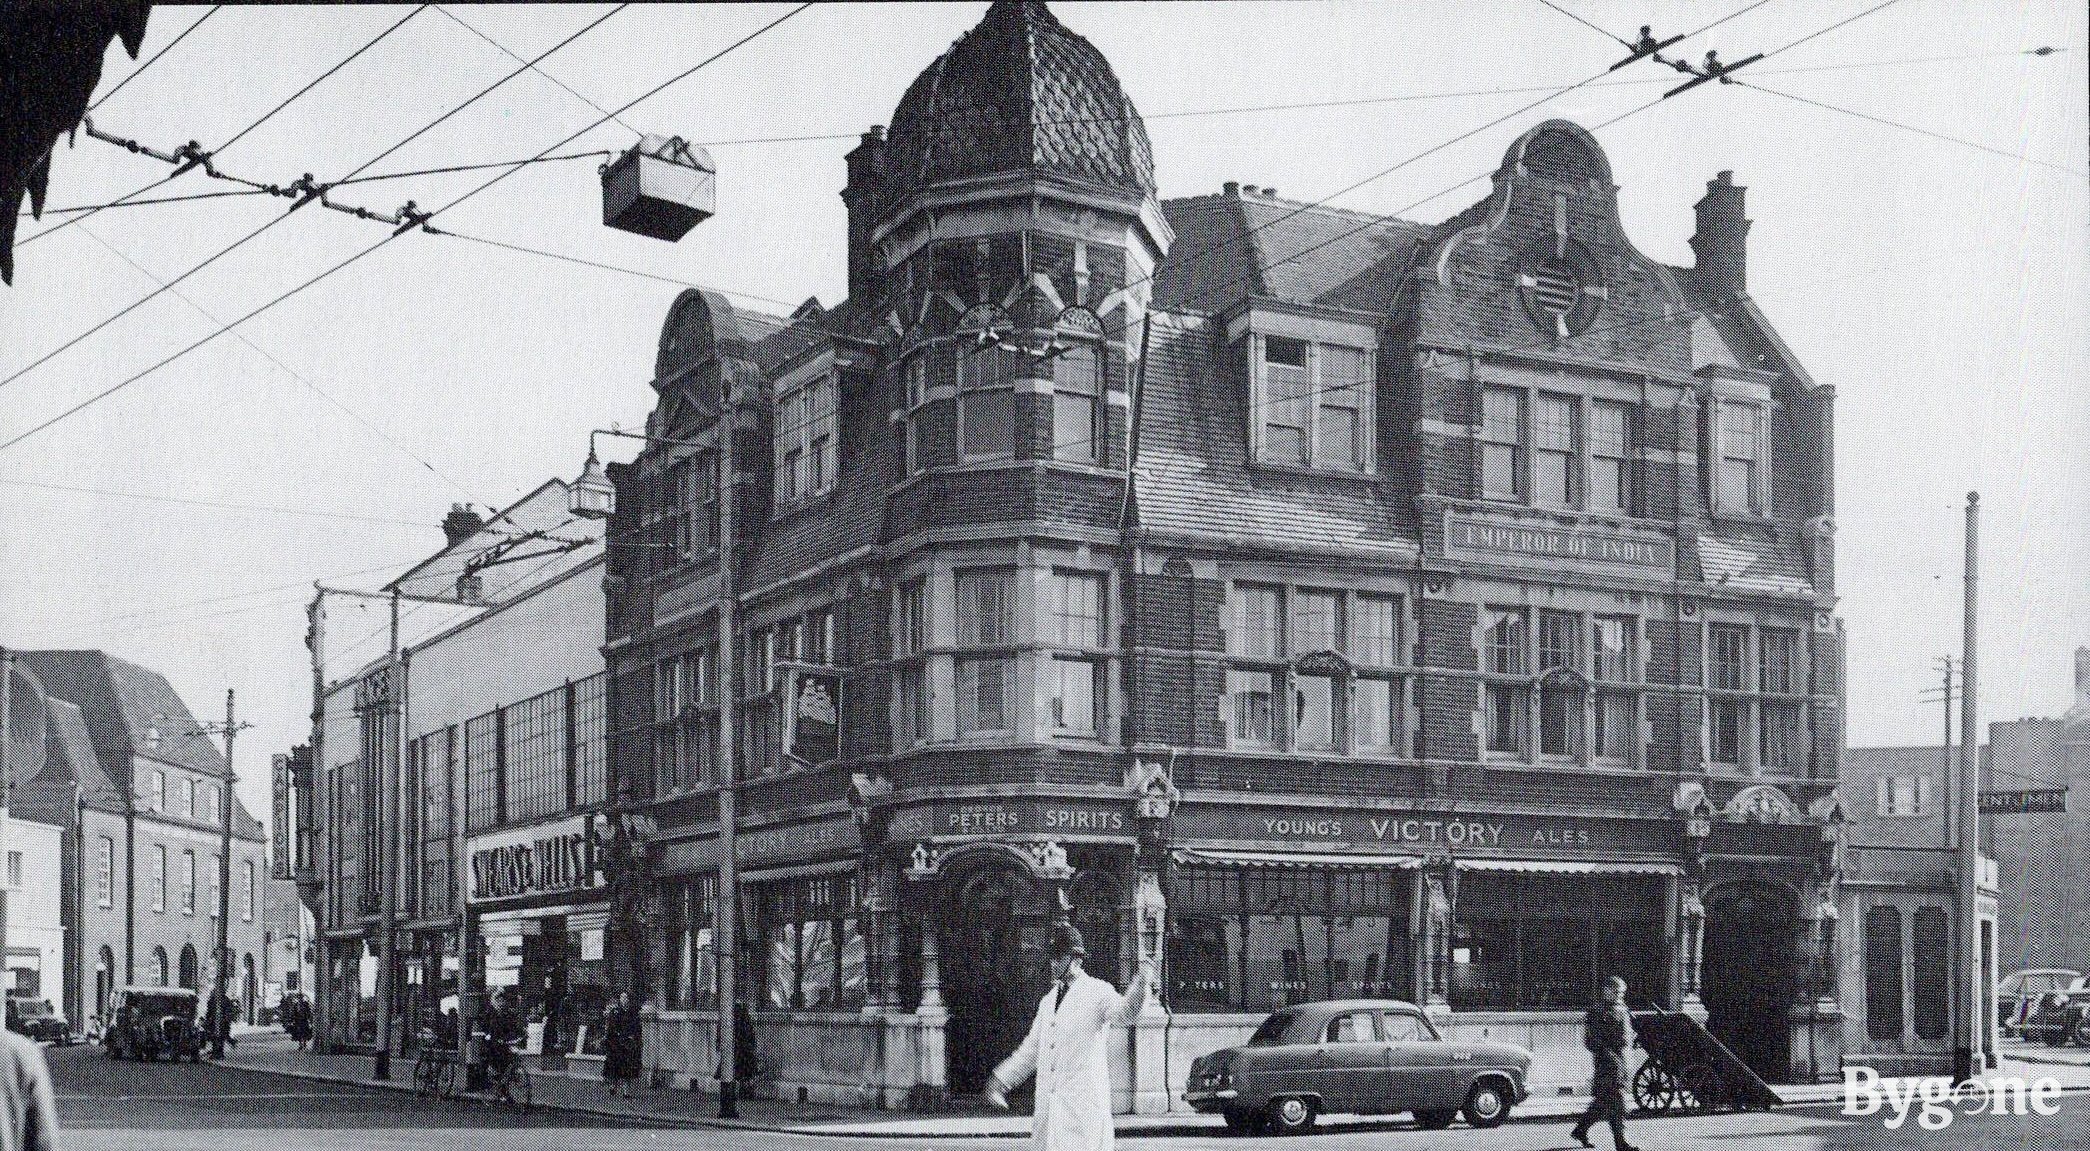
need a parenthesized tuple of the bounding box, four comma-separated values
(983, 922, 1155, 1151)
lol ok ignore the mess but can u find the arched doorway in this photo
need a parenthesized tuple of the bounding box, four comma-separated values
(1701, 881, 1798, 1082)
(939, 861, 1043, 1095)
(153, 947, 169, 987)
(179, 944, 199, 990)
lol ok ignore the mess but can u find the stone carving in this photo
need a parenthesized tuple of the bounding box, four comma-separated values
(1726, 784, 1801, 824)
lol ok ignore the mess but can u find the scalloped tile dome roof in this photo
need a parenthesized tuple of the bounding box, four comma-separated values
(881, 0, 1155, 216)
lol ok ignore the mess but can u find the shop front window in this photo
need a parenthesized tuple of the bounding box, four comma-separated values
(1449, 873, 1666, 1011)
(1168, 865, 1411, 1013)
(752, 875, 866, 1012)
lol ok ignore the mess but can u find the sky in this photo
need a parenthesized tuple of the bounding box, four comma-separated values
(1, 1, 2084, 830)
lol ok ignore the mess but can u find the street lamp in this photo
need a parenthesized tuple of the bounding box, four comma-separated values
(151, 692, 251, 1060)
(571, 445, 616, 519)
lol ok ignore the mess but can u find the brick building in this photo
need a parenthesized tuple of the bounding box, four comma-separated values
(1986, 648, 2090, 976)
(6, 651, 269, 1030)
(601, 0, 1847, 1109)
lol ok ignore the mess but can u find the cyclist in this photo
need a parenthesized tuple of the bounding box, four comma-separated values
(482, 990, 524, 1094)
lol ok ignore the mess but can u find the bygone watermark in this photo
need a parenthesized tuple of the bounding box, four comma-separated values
(1843, 1066, 2064, 1130)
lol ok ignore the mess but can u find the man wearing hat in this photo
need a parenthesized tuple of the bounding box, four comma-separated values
(983, 922, 1155, 1151)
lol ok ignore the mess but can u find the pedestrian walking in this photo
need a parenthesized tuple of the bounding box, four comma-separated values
(601, 991, 643, 1099)
(983, 923, 1154, 1151)
(1570, 975, 1639, 1151)
(204, 986, 235, 1061)
(0, 1027, 59, 1151)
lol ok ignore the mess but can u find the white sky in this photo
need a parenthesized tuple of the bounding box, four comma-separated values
(1, 1, 2084, 829)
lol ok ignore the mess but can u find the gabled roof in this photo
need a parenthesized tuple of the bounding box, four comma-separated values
(14, 650, 225, 786)
(387, 479, 603, 605)
(25, 697, 126, 814)
(1155, 192, 1427, 317)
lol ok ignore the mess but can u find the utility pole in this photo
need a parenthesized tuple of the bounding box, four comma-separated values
(211, 690, 247, 1060)
(374, 588, 403, 1080)
(1, 647, 13, 998)
(716, 372, 742, 1119)
(1953, 493, 1983, 1082)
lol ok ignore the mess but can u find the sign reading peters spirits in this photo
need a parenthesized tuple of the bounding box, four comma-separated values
(887, 799, 1131, 842)
(1446, 513, 1673, 571)
(467, 814, 603, 903)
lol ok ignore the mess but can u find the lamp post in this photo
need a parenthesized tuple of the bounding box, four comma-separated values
(155, 691, 252, 1060)
(572, 421, 740, 1118)
(1953, 493, 1982, 1082)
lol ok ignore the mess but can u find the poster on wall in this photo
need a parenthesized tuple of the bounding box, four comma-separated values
(783, 665, 842, 767)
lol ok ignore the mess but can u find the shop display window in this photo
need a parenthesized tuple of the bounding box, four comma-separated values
(1448, 873, 1667, 1011)
(752, 874, 867, 1011)
(1168, 865, 1412, 1013)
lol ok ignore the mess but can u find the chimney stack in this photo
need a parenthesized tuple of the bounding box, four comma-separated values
(1690, 170, 1750, 297)
(2076, 646, 2090, 706)
(841, 126, 887, 302)
(441, 503, 485, 548)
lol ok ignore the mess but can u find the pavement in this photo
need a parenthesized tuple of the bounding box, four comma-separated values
(206, 1030, 2090, 1140)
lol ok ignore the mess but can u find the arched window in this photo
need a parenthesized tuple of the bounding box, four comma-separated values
(179, 943, 199, 990)
(153, 947, 169, 987)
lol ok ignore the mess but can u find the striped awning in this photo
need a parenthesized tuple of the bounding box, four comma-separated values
(1172, 848, 1424, 870)
(1454, 859, 1682, 876)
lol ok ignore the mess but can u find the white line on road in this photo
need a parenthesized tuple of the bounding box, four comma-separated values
(58, 1092, 374, 1101)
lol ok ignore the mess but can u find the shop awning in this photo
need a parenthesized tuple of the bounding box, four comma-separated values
(1172, 848, 1424, 869)
(1454, 859, 1682, 876)
(740, 857, 857, 884)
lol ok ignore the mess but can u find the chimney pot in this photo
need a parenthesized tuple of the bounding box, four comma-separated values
(1223, 181, 1239, 196)
(441, 504, 486, 548)
(1690, 170, 1750, 296)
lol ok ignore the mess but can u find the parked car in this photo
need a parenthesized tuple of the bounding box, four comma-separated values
(103, 987, 204, 1062)
(4, 997, 69, 1044)
(1999, 969, 2080, 1036)
(1183, 999, 1530, 1135)
(2019, 976, 2090, 1047)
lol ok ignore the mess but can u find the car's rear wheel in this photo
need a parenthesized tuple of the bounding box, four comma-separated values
(2073, 1017, 2090, 1047)
(1462, 1079, 1512, 1129)
(1265, 1095, 1315, 1135)
(1220, 1107, 1260, 1135)
(1414, 1108, 1457, 1130)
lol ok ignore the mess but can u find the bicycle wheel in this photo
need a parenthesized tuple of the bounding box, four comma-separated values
(413, 1056, 436, 1097)
(510, 1067, 531, 1111)
(435, 1059, 456, 1100)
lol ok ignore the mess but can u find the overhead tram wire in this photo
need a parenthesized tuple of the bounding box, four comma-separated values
(87, 6, 223, 113)
(0, 3, 613, 397)
(429, 228, 810, 312)
(0, 2, 815, 456)
(2, 6, 435, 391)
(1730, 80, 2087, 176)
(73, 221, 511, 506)
(17, 5, 428, 251)
(27, 186, 272, 217)
(435, 5, 644, 140)
(0, 475, 432, 529)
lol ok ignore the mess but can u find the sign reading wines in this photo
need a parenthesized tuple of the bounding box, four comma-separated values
(467, 815, 602, 903)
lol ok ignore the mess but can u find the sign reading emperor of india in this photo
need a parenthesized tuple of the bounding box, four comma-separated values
(467, 814, 603, 904)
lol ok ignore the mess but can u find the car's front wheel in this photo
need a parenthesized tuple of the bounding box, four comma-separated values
(1413, 1108, 1457, 1130)
(1462, 1079, 1513, 1129)
(1265, 1095, 1315, 1135)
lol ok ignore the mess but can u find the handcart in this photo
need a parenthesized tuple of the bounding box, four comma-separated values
(1628, 1006, 1783, 1115)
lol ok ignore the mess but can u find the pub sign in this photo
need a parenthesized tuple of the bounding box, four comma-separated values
(784, 664, 842, 767)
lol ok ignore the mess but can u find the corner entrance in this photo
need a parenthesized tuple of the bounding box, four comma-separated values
(940, 864, 1045, 1095)
(1701, 881, 1797, 1082)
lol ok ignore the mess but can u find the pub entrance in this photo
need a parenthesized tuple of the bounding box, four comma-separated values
(1702, 881, 1797, 1082)
(940, 862, 1046, 1095)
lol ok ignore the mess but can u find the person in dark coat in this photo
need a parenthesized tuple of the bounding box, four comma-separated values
(0, 1029, 58, 1151)
(601, 992, 643, 1098)
(203, 987, 235, 1060)
(1570, 976, 1638, 1151)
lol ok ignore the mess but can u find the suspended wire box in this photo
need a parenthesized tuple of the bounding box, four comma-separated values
(601, 135, 715, 240)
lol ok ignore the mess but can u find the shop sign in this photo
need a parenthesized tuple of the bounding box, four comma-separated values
(1979, 788, 2067, 815)
(1445, 512, 1673, 571)
(270, 754, 292, 880)
(1176, 804, 1666, 857)
(886, 799, 1131, 842)
(740, 817, 854, 866)
(466, 815, 603, 904)
(783, 665, 842, 767)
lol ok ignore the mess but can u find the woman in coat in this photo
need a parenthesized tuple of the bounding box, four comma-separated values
(983, 924, 1154, 1151)
(600, 991, 643, 1098)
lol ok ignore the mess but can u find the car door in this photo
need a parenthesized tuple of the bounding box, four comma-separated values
(1383, 1008, 1464, 1111)
(1311, 1010, 1389, 1114)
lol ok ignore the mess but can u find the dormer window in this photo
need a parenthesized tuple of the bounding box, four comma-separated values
(773, 372, 837, 507)
(1711, 399, 1766, 515)
(1249, 332, 1372, 473)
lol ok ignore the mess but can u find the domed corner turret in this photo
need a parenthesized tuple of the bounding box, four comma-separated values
(876, 0, 1157, 225)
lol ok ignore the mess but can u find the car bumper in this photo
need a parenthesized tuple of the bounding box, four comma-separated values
(1182, 1088, 1239, 1112)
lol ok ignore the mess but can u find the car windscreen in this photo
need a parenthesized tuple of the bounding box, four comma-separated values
(129, 996, 193, 1016)
(1247, 1011, 1297, 1046)
(14, 1001, 51, 1017)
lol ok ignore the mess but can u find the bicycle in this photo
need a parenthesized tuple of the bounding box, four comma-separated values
(485, 1042, 531, 1112)
(412, 1032, 457, 1100)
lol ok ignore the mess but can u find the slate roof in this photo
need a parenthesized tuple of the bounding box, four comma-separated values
(388, 479, 602, 605)
(881, 0, 1155, 217)
(19, 697, 127, 818)
(1154, 193, 1428, 316)
(1695, 531, 1813, 596)
(1130, 312, 1419, 557)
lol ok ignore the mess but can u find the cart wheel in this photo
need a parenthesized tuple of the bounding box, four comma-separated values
(1677, 1063, 1724, 1114)
(1632, 1063, 1678, 1114)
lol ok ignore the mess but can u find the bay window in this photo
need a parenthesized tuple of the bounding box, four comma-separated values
(903, 357, 926, 474)
(1052, 342, 1101, 463)
(1252, 334, 1372, 472)
(893, 578, 928, 748)
(958, 344, 1016, 461)
(1041, 571, 1105, 737)
(954, 569, 1014, 735)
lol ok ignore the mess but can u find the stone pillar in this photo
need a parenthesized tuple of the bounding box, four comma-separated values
(1421, 870, 1452, 1019)
(1129, 869, 1169, 1115)
(1679, 883, 1706, 1020)
(914, 917, 947, 1102)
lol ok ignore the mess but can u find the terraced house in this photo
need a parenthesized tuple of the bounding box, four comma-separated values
(601, 0, 1847, 1110)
